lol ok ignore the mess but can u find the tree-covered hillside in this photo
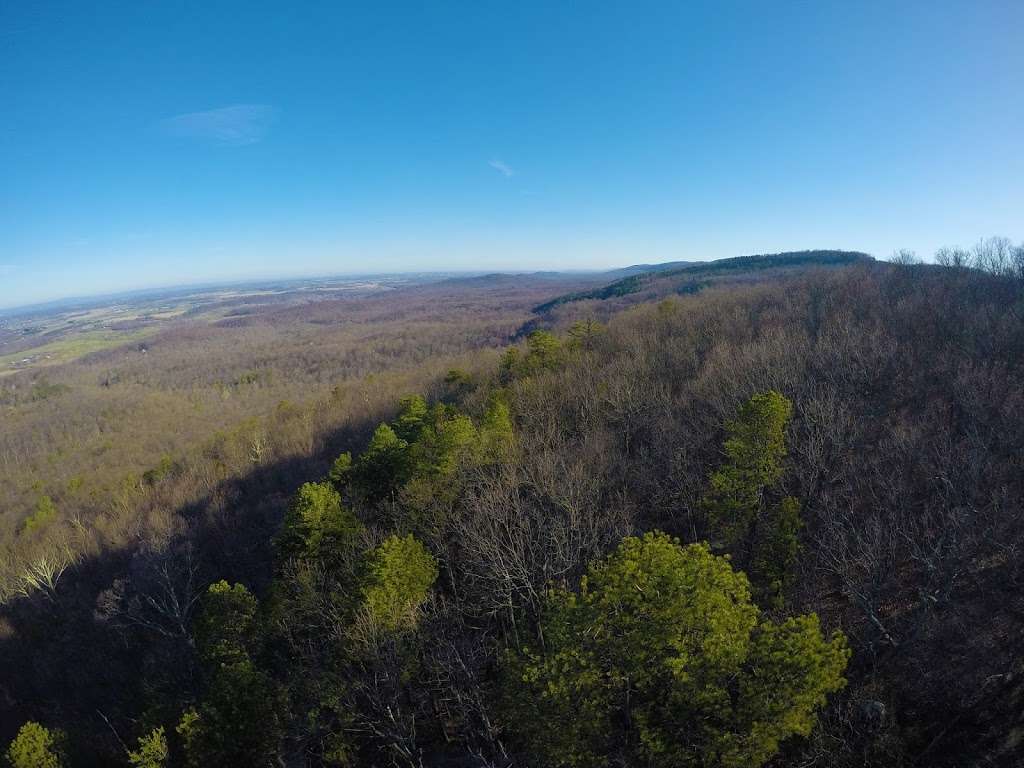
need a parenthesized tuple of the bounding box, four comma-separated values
(2, 241, 1024, 767)
(531, 250, 872, 314)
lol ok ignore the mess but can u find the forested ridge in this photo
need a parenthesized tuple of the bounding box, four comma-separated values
(3, 243, 1024, 767)
(531, 250, 871, 314)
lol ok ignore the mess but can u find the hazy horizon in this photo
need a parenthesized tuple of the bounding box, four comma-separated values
(3, 1, 1021, 308)
(0, 264, 558, 313)
(0, 248, 869, 313)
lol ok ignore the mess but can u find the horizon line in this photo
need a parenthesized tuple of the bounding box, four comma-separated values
(0, 248, 879, 315)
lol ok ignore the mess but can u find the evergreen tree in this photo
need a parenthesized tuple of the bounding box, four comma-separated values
(411, 406, 479, 479)
(277, 481, 362, 566)
(4, 722, 66, 768)
(177, 661, 284, 767)
(353, 424, 412, 500)
(566, 319, 604, 351)
(392, 394, 429, 443)
(443, 368, 472, 388)
(701, 391, 803, 604)
(499, 330, 565, 380)
(180, 581, 284, 767)
(503, 532, 848, 768)
(126, 726, 168, 768)
(361, 534, 438, 633)
(702, 391, 793, 546)
(524, 329, 563, 372)
(479, 394, 515, 462)
(327, 451, 353, 493)
(194, 580, 259, 668)
(21, 494, 57, 534)
(748, 496, 803, 608)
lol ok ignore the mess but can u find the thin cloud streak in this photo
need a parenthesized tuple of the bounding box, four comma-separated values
(158, 104, 277, 146)
(488, 158, 516, 177)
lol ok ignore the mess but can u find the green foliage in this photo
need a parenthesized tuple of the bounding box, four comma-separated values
(702, 391, 793, 546)
(262, 561, 358, 767)
(533, 274, 644, 313)
(393, 394, 429, 443)
(6, 255, 1022, 768)
(5, 722, 66, 768)
(194, 580, 259, 668)
(525, 330, 563, 371)
(233, 370, 261, 387)
(381, 396, 516, 540)
(327, 451, 353, 492)
(656, 298, 679, 317)
(566, 319, 604, 351)
(478, 394, 515, 461)
(126, 726, 168, 768)
(676, 280, 707, 296)
(500, 330, 565, 380)
(20, 494, 57, 535)
(361, 534, 438, 633)
(701, 392, 804, 605)
(277, 481, 362, 566)
(142, 454, 176, 486)
(355, 394, 516, 507)
(443, 368, 472, 387)
(730, 614, 850, 766)
(175, 710, 202, 762)
(352, 424, 412, 500)
(749, 496, 803, 609)
(498, 346, 521, 380)
(183, 582, 285, 766)
(503, 532, 848, 768)
(177, 660, 284, 767)
(411, 406, 479, 478)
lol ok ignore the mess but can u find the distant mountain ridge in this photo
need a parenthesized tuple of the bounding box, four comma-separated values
(603, 260, 699, 278)
(534, 249, 872, 314)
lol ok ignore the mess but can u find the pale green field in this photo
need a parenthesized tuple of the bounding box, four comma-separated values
(0, 277, 402, 378)
(0, 328, 158, 376)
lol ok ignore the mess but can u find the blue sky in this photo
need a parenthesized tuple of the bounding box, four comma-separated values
(2, 1, 1022, 308)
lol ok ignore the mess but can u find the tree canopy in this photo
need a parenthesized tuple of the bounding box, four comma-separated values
(701, 391, 803, 606)
(178, 581, 284, 766)
(126, 727, 168, 768)
(5, 722, 66, 768)
(277, 481, 363, 566)
(702, 390, 793, 545)
(360, 534, 438, 634)
(503, 532, 848, 768)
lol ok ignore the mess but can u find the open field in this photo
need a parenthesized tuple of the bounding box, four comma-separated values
(0, 329, 159, 376)
(0, 275, 440, 374)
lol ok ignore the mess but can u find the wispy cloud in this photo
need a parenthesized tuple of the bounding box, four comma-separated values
(158, 104, 277, 146)
(488, 158, 516, 178)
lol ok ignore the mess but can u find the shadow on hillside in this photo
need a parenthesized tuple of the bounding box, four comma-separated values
(0, 410, 384, 764)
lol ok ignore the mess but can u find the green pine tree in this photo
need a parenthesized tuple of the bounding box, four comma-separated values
(5, 722, 67, 768)
(277, 481, 362, 566)
(702, 391, 793, 546)
(360, 534, 438, 633)
(353, 423, 412, 500)
(126, 726, 168, 768)
(502, 532, 848, 768)
(180, 582, 285, 766)
(701, 391, 804, 604)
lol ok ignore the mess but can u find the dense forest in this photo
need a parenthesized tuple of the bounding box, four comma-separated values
(2, 242, 1024, 767)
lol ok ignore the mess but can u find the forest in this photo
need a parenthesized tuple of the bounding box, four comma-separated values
(2, 242, 1023, 767)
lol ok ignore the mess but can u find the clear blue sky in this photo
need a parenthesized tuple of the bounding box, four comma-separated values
(2, 1, 1022, 308)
